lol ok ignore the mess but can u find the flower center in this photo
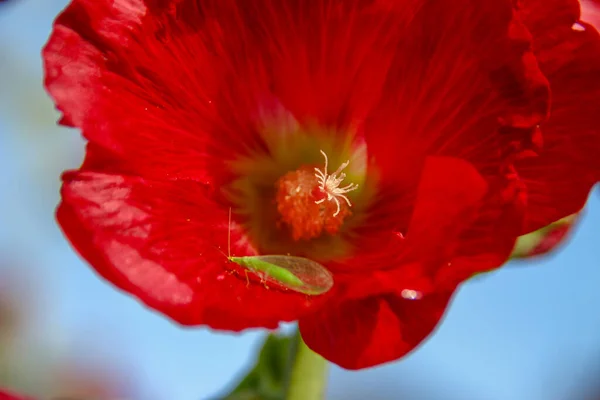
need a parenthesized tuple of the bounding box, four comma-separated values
(275, 150, 359, 241)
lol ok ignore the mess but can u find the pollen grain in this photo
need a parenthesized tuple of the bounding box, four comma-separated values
(275, 163, 353, 241)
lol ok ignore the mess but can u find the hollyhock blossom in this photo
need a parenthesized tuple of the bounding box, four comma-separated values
(44, 0, 551, 368)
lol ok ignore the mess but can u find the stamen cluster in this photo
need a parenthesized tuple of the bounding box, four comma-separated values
(314, 150, 359, 217)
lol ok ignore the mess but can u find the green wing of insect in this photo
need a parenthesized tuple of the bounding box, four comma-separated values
(229, 255, 334, 296)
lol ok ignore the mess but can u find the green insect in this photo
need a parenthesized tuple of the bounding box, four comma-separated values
(222, 209, 334, 296)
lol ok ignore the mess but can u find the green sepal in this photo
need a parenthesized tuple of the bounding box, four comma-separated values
(216, 333, 297, 400)
(510, 212, 579, 259)
(466, 212, 580, 283)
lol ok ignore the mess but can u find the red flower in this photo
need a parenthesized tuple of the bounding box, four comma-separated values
(44, 0, 563, 369)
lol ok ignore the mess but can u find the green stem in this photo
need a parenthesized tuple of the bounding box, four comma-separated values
(285, 330, 329, 400)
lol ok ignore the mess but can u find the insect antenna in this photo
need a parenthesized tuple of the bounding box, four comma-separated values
(210, 208, 232, 260)
(225, 207, 250, 285)
(213, 244, 229, 260)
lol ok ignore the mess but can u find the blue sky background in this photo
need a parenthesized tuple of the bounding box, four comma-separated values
(1, 1, 600, 399)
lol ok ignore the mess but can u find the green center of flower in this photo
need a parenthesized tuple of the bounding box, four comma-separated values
(224, 111, 374, 261)
(274, 150, 358, 241)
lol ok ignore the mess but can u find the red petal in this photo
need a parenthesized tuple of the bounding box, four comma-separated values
(43, 1, 449, 186)
(389, 157, 488, 292)
(299, 290, 454, 369)
(43, 0, 266, 184)
(231, 1, 411, 128)
(449, 168, 526, 282)
(57, 169, 325, 330)
(364, 0, 550, 189)
(517, 0, 600, 232)
(43, 0, 550, 190)
(332, 156, 490, 298)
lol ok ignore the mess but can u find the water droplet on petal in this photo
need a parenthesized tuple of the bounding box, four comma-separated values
(572, 22, 586, 31)
(401, 289, 422, 300)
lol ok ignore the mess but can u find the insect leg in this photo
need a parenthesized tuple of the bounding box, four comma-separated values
(244, 269, 250, 288)
(262, 276, 270, 290)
